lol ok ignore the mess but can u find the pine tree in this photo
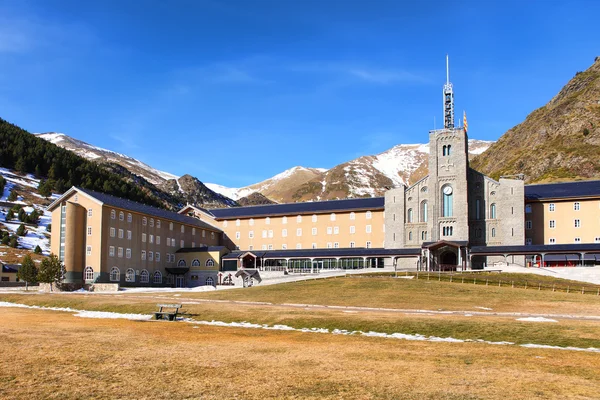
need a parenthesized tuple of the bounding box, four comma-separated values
(38, 179, 51, 198)
(9, 236, 18, 248)
(5, 209, 14, 221)
(1, 235, 9, 245)
(16, 224, 27, 236)
(34, 245, 42, 254)
(18, 208, 26, 222)
(38, 254, 65, 292)
(18, 254, 38, 290)
(7, 190, 17, 202)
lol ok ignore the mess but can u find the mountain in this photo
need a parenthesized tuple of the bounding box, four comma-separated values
(206, 166, 326, 202)
(35, 133, 178, 185)
(471, 57, 600, 183)
(36, 133, 236, 209)
(208, 140, 493, 202)
(237, 192, 277, 206)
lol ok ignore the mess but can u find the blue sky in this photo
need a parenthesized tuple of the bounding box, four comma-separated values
(1, 0, 598, 187)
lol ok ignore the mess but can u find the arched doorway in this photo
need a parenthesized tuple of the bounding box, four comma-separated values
(439, 251, 457, 271)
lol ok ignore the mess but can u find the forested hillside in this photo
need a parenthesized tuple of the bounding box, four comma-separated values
(0, 118, 163, 208)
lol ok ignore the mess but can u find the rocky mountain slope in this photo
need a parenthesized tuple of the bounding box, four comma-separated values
(237, 192, 277, 206)
(471, 57, 600, 183)
(209, 140, 492, 202)
(36, 133, 237, 209)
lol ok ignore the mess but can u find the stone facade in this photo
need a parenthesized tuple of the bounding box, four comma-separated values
(384, 127, 525, 269)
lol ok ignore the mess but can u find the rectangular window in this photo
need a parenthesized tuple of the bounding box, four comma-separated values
(327, 227, 332, 235)
(192, 228, 196, 235)
(110, 228, 115, 237)
(156, 252, 160, 262)
(574, 237, 581, 243)
(267, 244, 273, 250)
(171, 238, 176, 247)
(249, 231, 254, 239)
(88, 209, 92, 217)
(268, 230, 273, 238)
(126, 248, 131, 259)
(525, 204, 532, 213)
(525, 221, 532, 230)
(142, 233, 147, 242)
(149, 234, 154, 244)
(549, 220, 555, 228)
(282, 244, 287, 249)
(549, 203, 555, 212)
(282, 229, 287, 238)
(366, 225, 372, 233)
(574, 219, 581, 228)
(349, 242, 355, 248)
(202, 230, 206, 238)
(296, 243, 302, 249)
(525, 238, 532, 245)
(156, 236, 160, 245)
(127, 230, 132, 240)
(86, 246, 92, 256)
(574, 202, 580, 211)
(118, 247, 123, 258)
(366, 241, 371, 248)
(180, 240, 184, 248)
(549, 238, 556, 244)
(327, 242, 332, 248)
(333, 226, 339, 235)
(350, 226, 355, 234)
(87, 226, 92, 236)
(156, 220, 160, 228)
(235, 232, 240, 239)
(312, 227, 317, 236)
(262, 230, 267, 238)
(223, 221, 228, 228)
(595, 237, 600, 243)
(149, 251, 154, 261)
(109, 246, 115, 257)
(296, 228, 302, 237)
(118, 229, 124, 239)
(142, 251, 146, 260)
(261, 244, 267, 250)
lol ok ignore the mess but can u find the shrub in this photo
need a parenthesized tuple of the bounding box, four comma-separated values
(583, 128, 590, 136)
(34, 245, 43, 254)
(7, 190, 17, 202)
(16, 224, 27, 236)
(9, 236, 18, 248)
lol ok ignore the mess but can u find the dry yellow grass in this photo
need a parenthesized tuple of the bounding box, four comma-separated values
(1, 307, 599, 400)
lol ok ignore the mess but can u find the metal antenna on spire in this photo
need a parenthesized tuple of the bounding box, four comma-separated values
(443, 54, 454, 129)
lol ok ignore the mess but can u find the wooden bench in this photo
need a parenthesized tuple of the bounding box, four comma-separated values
(154, 304, 183, 321)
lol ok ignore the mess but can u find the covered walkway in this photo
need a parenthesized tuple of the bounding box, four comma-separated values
(470, 243, 600, 268)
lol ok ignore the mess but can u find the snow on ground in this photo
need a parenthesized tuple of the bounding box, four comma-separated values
(492, 264, 600, 285)
(1, 300, 597, 353)
(517, 317, 558, 323)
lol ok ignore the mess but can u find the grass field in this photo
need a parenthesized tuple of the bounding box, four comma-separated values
(1, 275, 600, 399)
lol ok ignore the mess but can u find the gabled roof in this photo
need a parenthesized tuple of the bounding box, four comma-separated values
(208, 197, 385, 220)
(525, 180, 600, 201)
(47, 187, 222, 232)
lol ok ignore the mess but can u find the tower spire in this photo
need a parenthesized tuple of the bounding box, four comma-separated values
(443, 54, 454, 129)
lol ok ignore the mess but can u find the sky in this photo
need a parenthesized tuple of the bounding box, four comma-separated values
(1, 0, 599, 188)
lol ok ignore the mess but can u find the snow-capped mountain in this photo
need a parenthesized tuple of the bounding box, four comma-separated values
(35, 133, 178, 185)
(206, 166, 327, 202)
(208, 139, 494, 202)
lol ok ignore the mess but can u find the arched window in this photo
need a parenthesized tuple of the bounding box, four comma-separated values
(421, 231, 428, 240)
(153, 271, 162, 284)
(407, 208, 413, 223)
(282, 216, 287, 224)
(420, 201, 428, 222)
(206, 259, 215, 267)
(442, 185, 453, 217)
(140, 269, 149, 283)
(312, 214, 317, 222)
(181, 225, 185, 233)
(491, 228, 496, 237)
(447, 144, 451, 155)
(296, 215, 302, 223)
(110, 267, 120, 282)
(125, 268, 135, 282)
(490, 203, 497, 219)
(142, 217, 147, 226)
(127, 213, 132, 223)
(191, 259, 200, 267)
(150, 218, 154, 227)
(84, 266, 94, 281)
(206, 277, 214, 286)
(330, 213, 336, 221)
(111, 210, 116, 219)
(119, 211, 124, 221)
(408, 231, 413, 241)
(266, 217, 271, 225)
(177, 259, 187, 267)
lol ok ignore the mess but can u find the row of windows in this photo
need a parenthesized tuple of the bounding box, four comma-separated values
(236, 225, 373, 239)
(247, 241, 372, 251)
(224, 212, 374, 227)
(529, 219, 584, 230)
(177, 259, 215, 267)
(524, 202, 589, 214)
(547, 238, 600, 244)
(84, 266, 162, 284)
(108, 209, 215, 236)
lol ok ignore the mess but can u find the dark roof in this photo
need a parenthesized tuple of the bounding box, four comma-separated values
(470, 243, 600, 255)
(525, 180, 600, 201)
(222, 247, 420, 260)
(74, 187, 222, 232)
(176, 246, 228, 253)
(209, 197, 385, 219)
(422, 240, 469, 249)
(2, 264, 20, 273)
